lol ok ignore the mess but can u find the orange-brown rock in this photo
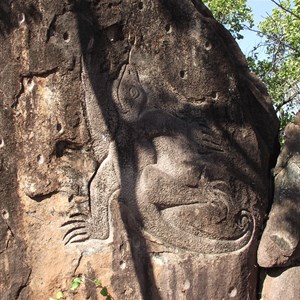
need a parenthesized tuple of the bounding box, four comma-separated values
(0, 1, 279, 299)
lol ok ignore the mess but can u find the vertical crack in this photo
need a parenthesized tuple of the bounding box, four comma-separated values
(73, 252, 83, 275)
(11, 76, 25, 109)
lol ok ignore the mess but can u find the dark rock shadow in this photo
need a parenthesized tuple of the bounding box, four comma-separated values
(72, 1, 160, 299)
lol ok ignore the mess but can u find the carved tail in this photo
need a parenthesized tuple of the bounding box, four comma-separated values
(142, 209, 254, 254)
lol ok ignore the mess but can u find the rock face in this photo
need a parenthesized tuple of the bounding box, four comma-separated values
(258, 113, 300, 268)
(260, 266, 300, 300)
(258, 113, 300, 299)
(0, 1, 279, 299)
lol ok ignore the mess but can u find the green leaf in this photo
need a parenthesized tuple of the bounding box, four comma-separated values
(94, 279, 102, 287)
(56, 291, 64, 299)
(100, 287, 108, 296)
(70, 277, 82, 291)
(106, 296, 112, 300)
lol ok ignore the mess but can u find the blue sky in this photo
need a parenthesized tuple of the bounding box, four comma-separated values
(238, 0, 276, 57)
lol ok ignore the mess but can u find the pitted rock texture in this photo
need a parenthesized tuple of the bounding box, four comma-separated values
(0, 1, 279, 299)
(258, 113, 300, 268)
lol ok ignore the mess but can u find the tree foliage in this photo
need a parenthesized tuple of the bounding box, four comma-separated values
(203, 0, 254, 39)
(249, 0, 300, 134)
(203, 0, 300, 139)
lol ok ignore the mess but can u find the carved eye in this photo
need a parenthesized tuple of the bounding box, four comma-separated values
(129, 86, 140, 99)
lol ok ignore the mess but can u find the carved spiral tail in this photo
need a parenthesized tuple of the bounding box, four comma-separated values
(144, 208, 255, 254)
(193, 210, 255, 254)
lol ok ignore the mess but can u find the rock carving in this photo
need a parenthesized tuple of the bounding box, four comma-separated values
(77, 63, 254, 253)
(0, 0, 281, 298)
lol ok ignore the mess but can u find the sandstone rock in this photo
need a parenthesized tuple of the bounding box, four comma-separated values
(258, 113, 300, 268)
(260, 267, 300, 300)
(258, 113, 300, 299)
(0, 1, 279, 299)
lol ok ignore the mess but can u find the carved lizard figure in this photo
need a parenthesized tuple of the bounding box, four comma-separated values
(114, 63, 254, 253)
(62, 62, 254, 253)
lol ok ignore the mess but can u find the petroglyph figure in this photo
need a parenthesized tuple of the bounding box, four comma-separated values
(60, 63, 254, 252)
(85, 64, 253, 251)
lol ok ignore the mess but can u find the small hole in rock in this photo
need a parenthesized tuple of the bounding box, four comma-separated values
(27, 78, 35, 91)
(55, 141, 67, 158)
(211, 91, 219, 100)
(108, 3, 112, 8)
(56, 123, 63, 133)
(165, 24, 171, 33)
(55, 140, 74, 158)
(18, 13, 25, 24)
(138, 2, 143, 9)
(2, 209, 9, 220)
(68, 195, 74, 203)
(120, 260, 126, 270)
(228, 287, 237, 297)
(204, 41, 212, 50)
(180, 70, 186, 78)
(63, 32, 69, 41)
(37, 154, 44, 164)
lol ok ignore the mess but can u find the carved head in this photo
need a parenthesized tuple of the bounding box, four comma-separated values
(112, 64, 147, 123)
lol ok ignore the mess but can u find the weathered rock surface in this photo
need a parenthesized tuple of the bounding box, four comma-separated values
(0, 1, 279, 299)
(258, 113, 300, 268)
(258, 113, 300, 299)
(260, 266, 300, 300)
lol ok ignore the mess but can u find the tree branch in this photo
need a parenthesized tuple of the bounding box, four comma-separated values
(271, 0, 300, 20)
(275, 90, 300, 112)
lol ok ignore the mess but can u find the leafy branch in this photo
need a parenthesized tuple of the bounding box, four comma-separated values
(271, 0, 300, 20)
(204, 0, 300, 142)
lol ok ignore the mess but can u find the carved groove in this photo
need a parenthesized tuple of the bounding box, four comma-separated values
(64, 229, 89, 245)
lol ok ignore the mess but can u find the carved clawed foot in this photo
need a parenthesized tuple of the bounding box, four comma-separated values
(61, 212, 90, 245)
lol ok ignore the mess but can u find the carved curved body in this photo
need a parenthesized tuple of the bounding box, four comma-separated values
(116, 64, 254, 253)
(76, 63, 254, 253)
(138, 164, 253, 253)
